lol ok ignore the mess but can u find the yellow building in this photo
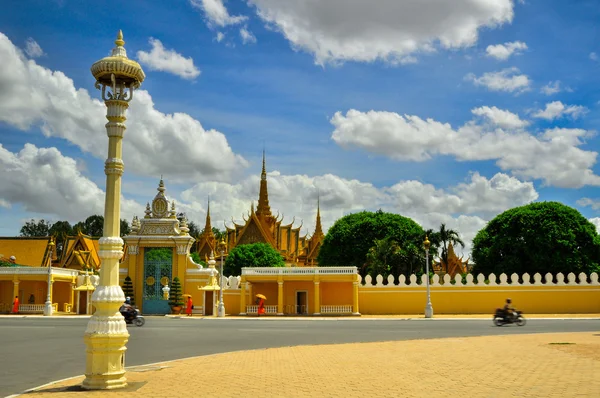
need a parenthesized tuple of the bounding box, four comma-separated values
(223, 152, 324, 266)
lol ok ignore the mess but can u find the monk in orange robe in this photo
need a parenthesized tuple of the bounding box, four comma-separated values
(258, 298, 265, 315)
(186, 296, 193, 317)
(12, 296, 19, 314)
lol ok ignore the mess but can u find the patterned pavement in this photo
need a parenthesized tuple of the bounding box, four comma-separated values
(20, 331, 600, 398)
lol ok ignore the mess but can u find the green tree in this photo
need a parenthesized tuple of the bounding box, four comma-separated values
(19, 219, 51, 237)
(49, 221, 74, 258)
(122, 276, 135, 305)
(432, 223, 465, 273)
(72, 215, 130, 237)
(144, 247, 173, 262)
(365, 237, 401, 278)
(224, 243, 285, 276)
(212, 227, 226, 241)
(168, 276, 184, 307)
(472, 201, 600, 276)
(317, 210, 425, 277)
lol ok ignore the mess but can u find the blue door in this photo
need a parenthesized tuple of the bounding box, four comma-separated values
(142, 248, 173, 314)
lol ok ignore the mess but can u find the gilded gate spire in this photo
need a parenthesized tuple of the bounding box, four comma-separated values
(256, 150, 272, 218)
(204, 196, 212, 234)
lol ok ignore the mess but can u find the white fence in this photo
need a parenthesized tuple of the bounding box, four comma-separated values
(242, 267, 357, 276)
(320, 305, 352, 314)
(246, 305, 278, 314)
(361, 272, 600, 287)
(17, 304, 58, 313)
(0, 267, 79, 277)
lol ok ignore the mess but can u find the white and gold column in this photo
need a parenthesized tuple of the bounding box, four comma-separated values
(83, 30, 145, 390)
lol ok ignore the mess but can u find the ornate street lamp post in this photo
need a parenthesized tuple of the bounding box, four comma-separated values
(217, 239, 226, 317)
(43, 238, 55, 316)
(83, 30, 145, 390)
(424, 235, 433, 318)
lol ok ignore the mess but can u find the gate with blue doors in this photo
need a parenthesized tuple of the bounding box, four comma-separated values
(142, 248, 173, 315)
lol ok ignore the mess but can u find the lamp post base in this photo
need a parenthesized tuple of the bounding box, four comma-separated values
(82, 331, 129, 390)
(217, 302, 225, 317)
(424, 304, 433, 318)
(44, 301, 53, 316)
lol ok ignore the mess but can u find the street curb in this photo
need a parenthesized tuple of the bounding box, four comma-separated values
(164, 316, 600, 321)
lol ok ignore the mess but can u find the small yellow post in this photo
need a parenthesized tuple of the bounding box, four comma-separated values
(277, 281, 284, 315)
(314, 281, 320, 315)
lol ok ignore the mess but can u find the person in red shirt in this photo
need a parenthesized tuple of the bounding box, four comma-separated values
(186, 296, 193, 317)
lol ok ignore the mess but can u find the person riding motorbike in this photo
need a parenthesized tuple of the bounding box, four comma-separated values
(120, 301, 135, 322)
(503, 298, 515, 321)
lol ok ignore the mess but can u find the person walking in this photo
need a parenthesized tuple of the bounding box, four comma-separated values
(186, 296, 193, 317)
(12, 295, 19, 314)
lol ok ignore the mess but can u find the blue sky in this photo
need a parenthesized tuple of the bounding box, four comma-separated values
(1, 0, 599, 255)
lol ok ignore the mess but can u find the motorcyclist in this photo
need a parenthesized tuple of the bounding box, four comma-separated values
(503, 298, 515, 321)
(119, 301, 135, 322)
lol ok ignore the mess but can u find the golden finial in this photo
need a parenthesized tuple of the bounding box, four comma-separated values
(423, 235, 431, 251)
(115, 30, 125, 47)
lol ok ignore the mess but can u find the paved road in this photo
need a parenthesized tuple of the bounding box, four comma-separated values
(1, 317, 598, 397)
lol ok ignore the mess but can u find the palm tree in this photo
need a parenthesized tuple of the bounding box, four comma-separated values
(364, 238, 401, 278)
(435, 224, 465, 273)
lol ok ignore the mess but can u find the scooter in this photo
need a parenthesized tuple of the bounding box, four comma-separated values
(123, 308, 145, 327)
(493, 308, 526, 326)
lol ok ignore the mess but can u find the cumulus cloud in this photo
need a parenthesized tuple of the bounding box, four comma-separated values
(485, 41, 527, 60)
(330, 109, 600, 188)
(540, 80, 563, 96)
(247, 0, 514, 65)
(466, 67, 531, 93)
(179, 169, 537, 257)
(190, 0, 247, 28)
(577, 198, 600, 211)
(239, 27, 256, 44)
(137, 38, 200, 80)
(0, 143, 140, 222)
(215, 32, 225, 42)
(0, 32, 247, 183)
(589, 218, 600, 233)
(471, 106, 529, 129)
(533, 101, 588, 121)
(590, 52, 598, 61)
(24, 38, 44, 58)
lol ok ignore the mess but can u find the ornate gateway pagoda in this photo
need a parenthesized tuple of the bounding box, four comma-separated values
(121, 179, 212, 314)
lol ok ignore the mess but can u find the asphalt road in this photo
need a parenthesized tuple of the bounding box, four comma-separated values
(1, 317, 598, 397)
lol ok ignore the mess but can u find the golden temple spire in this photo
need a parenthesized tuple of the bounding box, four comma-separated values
(256, 150, 272, 218)
(313, 194, 324, 239)
(203, 196, 213, 236)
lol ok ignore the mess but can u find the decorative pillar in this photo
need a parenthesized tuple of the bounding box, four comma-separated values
(83, 31, 145, 390)
(313, 281, 320, 315)
(70, 283, 76, 313)
(277, 281, 284, 315)
(352, 281, 360, 315)
(239, 277, 247, 315)
(12, 280, 20, 304)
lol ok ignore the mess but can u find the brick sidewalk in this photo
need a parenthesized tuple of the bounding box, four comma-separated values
(21, 332, 600, 397)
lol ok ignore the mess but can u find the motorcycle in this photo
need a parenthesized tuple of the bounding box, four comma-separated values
(493, 308, 526, 326)
(123, 308, 145, 327)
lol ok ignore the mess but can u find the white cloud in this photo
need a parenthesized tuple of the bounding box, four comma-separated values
(190, 0, 247, 28)
(239, 27, 257, 44)
(485, 41, 527, 60)
(0, 32, 247, 183)
(589, 217, 600, 233)
(215, 32, 225, 42)
(533, 101, 588, 121)
(24, 38, 44, 58)
(577, 198, 600, 211)
(179, 170, 537, 257)
(137, 38, 201, 80)
(540, 80, 562, 95)
(330, 109, 600, 188)
(590, 52, 598, 61)
(248, 0, 514, 65)
(471, 106, 529, 129)
(0, 143, 140, 222)
(466, 67, 531, 93)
